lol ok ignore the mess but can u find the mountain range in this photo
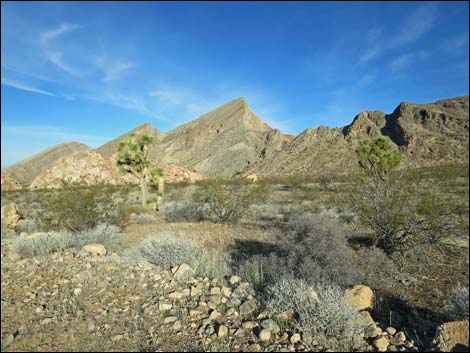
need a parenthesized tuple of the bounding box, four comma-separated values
(3, 95, 469, 188)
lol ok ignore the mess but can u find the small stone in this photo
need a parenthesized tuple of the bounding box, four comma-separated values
(239, 299, 257, 316)
(344, 284, 374, 311)
(373, 336, 389, 352)
(173, 263, 195, 281)
(211, 287, 221, 295)
(190, 285, 203, 297)
(365, 325, 382, 338)
(259, 328, 272, 342)
(163, 316, 178, 324)
(112, 334, 124, 342)
(208, 310, 222, 322)
(168, 291, 184, 300)
(230, 275, 242, 285)
(82, 244, 107, 256)
(173, 320, 182, 330)
(226, 297, 242, 308)
(388, 344, 398, 352)
(158, 303, 173, 311)
(302, 333, 313, 346)
(242, 321, 258, 330)
(389, 331, 406, 345)
(41, 318, 52, 325)
(218, 325, 229, 339)
(4, 334, 14, 347)
(221, 287, 232, 298)
(261, 319, 280, 334)
(290, 333, 301, 344)
(386, 327, 397, 335)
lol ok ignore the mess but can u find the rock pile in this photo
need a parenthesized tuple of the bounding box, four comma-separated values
(29, 151, 206, 189)
(1, 170, 21, 191)
(29, 151, 138, 189)
(1, 239, 426, 352)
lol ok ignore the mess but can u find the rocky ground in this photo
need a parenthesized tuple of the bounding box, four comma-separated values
(3, 223, 463, 352)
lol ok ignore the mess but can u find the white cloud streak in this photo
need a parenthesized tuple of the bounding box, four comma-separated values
(1, 77, 56, 96)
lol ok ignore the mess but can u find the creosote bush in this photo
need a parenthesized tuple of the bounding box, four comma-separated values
(13, 224, 120, 258)
(135, 213, 157, 224)
(39, 185, 124, 232)
(351, 175, 459, 254)
(134, 233, 230, 279)
(444, 283, 469, 321)
(267, 277, 367, 351)
(275, 214, 390, 287)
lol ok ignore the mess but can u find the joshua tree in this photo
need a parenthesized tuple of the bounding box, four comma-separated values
(356, 137, 401, 181)
(150, 167, 165, 211)
(116, 133, 153, 207)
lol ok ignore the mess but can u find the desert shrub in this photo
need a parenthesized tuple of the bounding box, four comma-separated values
(13, 224, 120, 258)
(190, 247, 231, 280)
(39, 185, 124, 232)
(237, 254, 290, 293)
(275, 214, 363, 287)
(135, 233, 231, 278)
(266, 277, 367, 351)
(135, 213, 157, 224)
(350, 175, 459, 254)
(163, 201, 207, 223)
(14, 218, 40, 234)
(137, 234, 196, 269)
(194, 180, 267, 223)
(444, 283, 469, 320)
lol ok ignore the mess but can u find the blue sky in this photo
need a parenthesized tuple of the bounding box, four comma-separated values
(1, 1, 469, 167)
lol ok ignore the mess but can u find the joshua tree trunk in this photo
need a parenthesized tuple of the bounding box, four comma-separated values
(140, 175, 148, 207)
(156, 176, 165, 211)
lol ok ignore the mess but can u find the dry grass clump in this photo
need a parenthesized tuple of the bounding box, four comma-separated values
(267, 277, 367, 351)
(13, 224, 120, 258)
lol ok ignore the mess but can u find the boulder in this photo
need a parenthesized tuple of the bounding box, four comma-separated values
(246, 174, 258, 183)
(173, 263, 195, 281)
(344, 284, 374, 311)
(433, 320, 469, 352)
(81, 244, 107, 256)
(1, 202, 21, 228)
(373, 336, 389, 352)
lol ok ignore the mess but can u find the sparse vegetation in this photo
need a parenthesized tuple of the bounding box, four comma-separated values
(133, 233, 231, 279)
(13, 224, 120, 258)
(444, 283, 469, 321)
(266, 278, 367, 351)
(135, 213, 157, 224)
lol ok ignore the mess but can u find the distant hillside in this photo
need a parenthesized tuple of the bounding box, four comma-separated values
(4, 142, 92, 185)
(95, 97, 291, 177)
(95, 122, 166, 159)
(246, 95, 469, 176)
(6, 95, 468, 187)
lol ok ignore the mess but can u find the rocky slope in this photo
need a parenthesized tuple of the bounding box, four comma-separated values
(1, 170, 21, 191)
(95, 97, 291, 177)
(4, 96, 468, 185)
(29, 151, 206, 189)
(1, 232, 423, 352)
(247, 96, 469, 177)
(95, 122, 166, 160)
(4, 142, 92, 186)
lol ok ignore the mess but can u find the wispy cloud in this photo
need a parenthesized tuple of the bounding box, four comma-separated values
(389, 4, 437, 48)
(40, 23, 79, 45)
(2, 124, 110, 146)
(389, 51, 428, 73)
(149, 89, 182, 105)
(443, 33, 469, 51)
(1, 77, 56, 96)
(358, 4, 437, 65)
(40, 23, 81, 75)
